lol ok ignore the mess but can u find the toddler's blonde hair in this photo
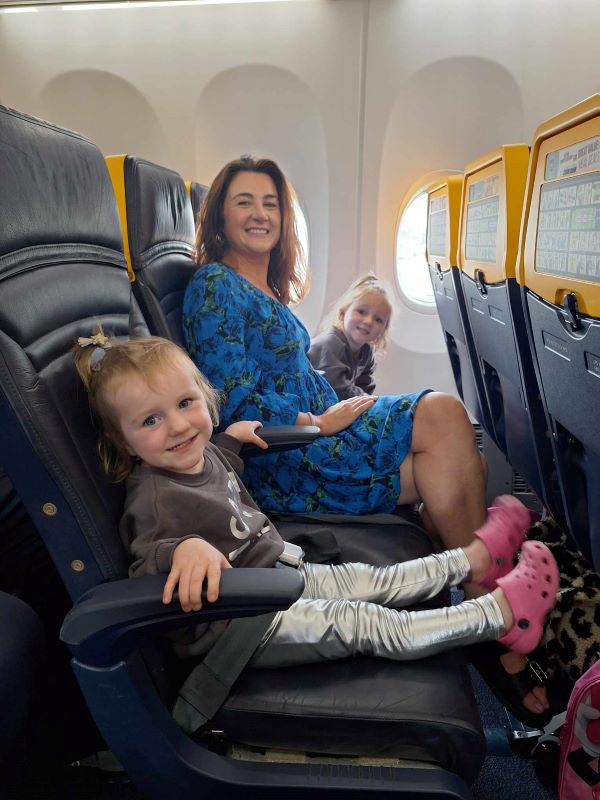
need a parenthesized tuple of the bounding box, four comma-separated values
(74, 330, 219, 481)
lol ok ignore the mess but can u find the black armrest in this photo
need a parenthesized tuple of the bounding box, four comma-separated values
(239, 425, 319, 459)
(61, 567, 304, 668)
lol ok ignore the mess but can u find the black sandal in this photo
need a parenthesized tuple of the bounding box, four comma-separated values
(466, 641, 554, 728)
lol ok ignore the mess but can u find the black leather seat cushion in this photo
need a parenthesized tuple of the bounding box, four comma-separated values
(214, 519, 484, 782)
(219, 651, 482, 782)
(189, 181, 208, 224)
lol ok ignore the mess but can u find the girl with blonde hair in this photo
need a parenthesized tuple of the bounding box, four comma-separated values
(74, 330, 558, 671)
(308, 273, 393, 400)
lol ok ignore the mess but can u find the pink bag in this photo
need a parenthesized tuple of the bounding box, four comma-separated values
(559, 660, 600, 799)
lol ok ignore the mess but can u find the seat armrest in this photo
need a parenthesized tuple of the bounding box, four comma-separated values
(61, 567, 303, 668)
(240, 425, 319, 459)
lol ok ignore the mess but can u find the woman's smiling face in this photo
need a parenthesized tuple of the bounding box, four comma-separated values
(222, 171, 282, 263)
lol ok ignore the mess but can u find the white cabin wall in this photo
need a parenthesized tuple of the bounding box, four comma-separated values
(360, 0, 600, 396)
(0, 0, 366, 333)
(1, 0, 600, 396)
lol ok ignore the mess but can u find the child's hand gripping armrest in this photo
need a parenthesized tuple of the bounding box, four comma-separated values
(163, 538, 231, 612)
(225, 420, 268, 450)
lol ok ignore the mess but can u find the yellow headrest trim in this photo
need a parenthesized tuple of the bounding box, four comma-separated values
(105, 155, 134, 283)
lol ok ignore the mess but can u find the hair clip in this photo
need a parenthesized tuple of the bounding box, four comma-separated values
(78, 332, 110, 348)
(78, 332, 111, 372)
(89, 347, 110, 372)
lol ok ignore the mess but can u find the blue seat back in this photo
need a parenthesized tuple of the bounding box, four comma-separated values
(518, 94, 600, 569)
(427, 175, 496, 435)
(0, 106, 483, 799)
(457, 145, 560, 516)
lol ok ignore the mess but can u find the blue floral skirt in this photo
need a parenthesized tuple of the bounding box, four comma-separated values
(243, 391, 430, 515)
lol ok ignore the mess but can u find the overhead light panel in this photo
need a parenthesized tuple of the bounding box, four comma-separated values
(0, 0, 299, 10)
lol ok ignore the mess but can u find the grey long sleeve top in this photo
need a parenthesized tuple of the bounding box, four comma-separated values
(308, 327, 376, 400)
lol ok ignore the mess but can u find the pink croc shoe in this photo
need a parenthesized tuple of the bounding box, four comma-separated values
(498, 540, 559, 654)
(475, 496, 532, 590)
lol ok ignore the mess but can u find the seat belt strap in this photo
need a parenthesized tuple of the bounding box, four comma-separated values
(172, 611, 277, 735)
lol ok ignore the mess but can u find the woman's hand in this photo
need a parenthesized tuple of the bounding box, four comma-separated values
(316, 395, 377, 436)
(224, 420, 268, 450)
(163, 537, 231, 612)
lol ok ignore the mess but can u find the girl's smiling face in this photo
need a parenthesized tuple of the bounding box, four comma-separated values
(111, 359, 214, 474)
(342, 292, 391, 353)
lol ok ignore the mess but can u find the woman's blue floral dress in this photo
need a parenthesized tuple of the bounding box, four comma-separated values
(183, 263, 429, 514)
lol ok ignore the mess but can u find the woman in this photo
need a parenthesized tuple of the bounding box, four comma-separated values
(182, 155, 550, 720)
(183, 156, 488, 554)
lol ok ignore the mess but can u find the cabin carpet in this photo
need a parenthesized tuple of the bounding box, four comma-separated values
(470, 665, 557, 799)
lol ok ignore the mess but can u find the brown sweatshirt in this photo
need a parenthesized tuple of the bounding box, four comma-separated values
(120, 433, 285, 577)
(119, 434, 285, 658)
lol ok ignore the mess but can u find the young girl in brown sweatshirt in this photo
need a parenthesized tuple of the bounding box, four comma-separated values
(74, 331, 558, 669)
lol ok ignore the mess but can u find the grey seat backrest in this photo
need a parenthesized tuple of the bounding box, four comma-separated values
(0, 106, 145, 596)
(109, 156, 196, 346)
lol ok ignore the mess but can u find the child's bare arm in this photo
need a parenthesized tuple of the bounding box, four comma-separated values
(163, 537, 231, 612)
(224, 420, 268, 449)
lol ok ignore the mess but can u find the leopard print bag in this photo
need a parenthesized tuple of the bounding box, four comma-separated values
(528, 518, 600, 684)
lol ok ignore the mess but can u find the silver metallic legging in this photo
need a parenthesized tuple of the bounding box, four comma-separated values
(250, 549, 505, 668)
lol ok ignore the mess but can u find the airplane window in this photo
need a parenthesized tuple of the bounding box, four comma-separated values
(395, 192, 435, 307)
(293, 197, 309, 284)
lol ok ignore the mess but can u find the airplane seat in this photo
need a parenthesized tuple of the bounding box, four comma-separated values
(0, 590, 45, 799)
(106, 154, 196, 346)
(456, 147, 560, 519)
(426, 176, 496, 438)
(0, 106, 484, 798)
(518, 94, 600, 570)
(0, 468, 105, 767)
(186, 179, 208, 225)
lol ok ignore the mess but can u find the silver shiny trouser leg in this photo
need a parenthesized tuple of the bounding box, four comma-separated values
(302, 549, 472, 608)
(250, 551, 505, 668)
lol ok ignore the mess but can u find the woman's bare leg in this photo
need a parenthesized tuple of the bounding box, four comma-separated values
(398, 393, 488, 594)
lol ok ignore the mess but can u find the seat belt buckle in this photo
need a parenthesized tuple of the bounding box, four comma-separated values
(278, 541, 305, 568)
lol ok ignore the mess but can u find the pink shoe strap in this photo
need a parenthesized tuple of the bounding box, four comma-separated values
(476, 496, 531, 590)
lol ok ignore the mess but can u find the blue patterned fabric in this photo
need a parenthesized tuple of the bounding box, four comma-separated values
(183, 263, 429, 514)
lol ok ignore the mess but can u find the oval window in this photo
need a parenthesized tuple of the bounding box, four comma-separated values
(395, 192, 434, 308)
(293, 197, 309, 283)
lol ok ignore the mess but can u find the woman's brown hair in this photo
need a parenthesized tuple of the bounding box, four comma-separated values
(195, 156, 309, 305)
